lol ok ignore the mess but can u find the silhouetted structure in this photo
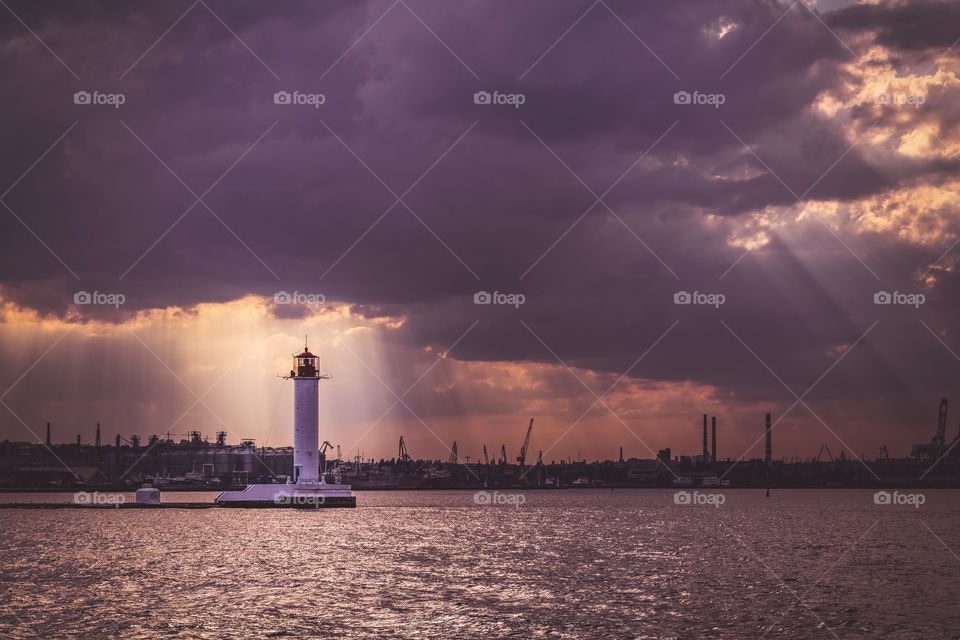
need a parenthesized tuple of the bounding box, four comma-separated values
(765, 413, 772, 465)
(6, 404, 960, 491)
(912, 398, 948, 461)
(702, 414, 708, 459)
(711, 417, 717, 463)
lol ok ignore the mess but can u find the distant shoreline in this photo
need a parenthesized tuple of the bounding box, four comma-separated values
(3, 484, 960, 493)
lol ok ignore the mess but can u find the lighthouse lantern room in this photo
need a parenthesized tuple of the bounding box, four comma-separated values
(292, 350, 318, 378)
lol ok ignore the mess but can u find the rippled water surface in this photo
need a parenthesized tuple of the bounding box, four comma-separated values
(1, 489, 958, 639)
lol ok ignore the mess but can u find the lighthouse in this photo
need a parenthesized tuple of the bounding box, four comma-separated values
(213, 339, 354, 507)
(288, 342, 331, 484)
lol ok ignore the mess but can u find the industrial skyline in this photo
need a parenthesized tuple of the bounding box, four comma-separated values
(16, 394, 960, 475)
(6, 397, 959, 491)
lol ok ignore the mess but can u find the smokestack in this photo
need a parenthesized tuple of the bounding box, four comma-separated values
(711, 417, 717, 463)
(765, 413, 772, 465)
(702, 414, 708, 459)
(619, 446, 623, 463)
(95, 423, 101, 448)
(76, 434, 81, 446)
(45, 422, 51, 446)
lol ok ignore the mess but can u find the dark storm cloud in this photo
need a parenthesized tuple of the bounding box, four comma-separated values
(828, 0, 960, 51)
(1, 0, 959, 454)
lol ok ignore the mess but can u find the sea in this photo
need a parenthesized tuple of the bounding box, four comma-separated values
(0, 489, 957, 639)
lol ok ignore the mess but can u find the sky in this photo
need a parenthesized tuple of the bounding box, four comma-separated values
(1, 0, 959, 464)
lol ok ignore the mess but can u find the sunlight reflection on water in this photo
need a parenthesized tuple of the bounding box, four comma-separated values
(0, 489, 958, 639)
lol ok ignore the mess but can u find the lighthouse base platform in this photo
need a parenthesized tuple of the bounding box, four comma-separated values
(213, 481, 355, 508)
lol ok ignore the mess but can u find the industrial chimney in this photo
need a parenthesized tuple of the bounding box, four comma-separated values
(711, 417, 717, 463)
(702, 414, 708, 459)
(765, 413, 772, 465)
(45, 422, 51, 446)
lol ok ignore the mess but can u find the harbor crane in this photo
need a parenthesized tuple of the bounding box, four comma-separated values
(399, 436, 411, 463)
(912, 398, 948, 461)
(448, 442, 459, 464)
(815, 444, 835, 463)
(481, 444, 493, 488)
(517, 418, 534, 469)
(319, 440, 334, 474)
(500, 444, 507, 467)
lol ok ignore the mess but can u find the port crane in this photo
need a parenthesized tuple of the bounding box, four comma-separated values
(937, 399, 948, 453)
(319, 440, 334, 474)
(448, 442, 459, 464)
(399, 436, 411, 466)
(499, 444, 507, 467)
(912, 398, 948, 461)
(815, 444, 835, 463)
(481, 444, 492, 487)
(516, 418, 533, 469)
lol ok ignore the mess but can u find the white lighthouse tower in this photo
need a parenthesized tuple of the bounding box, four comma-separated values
(213, 339, 354, 507)
(288, 343, 329, 484)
